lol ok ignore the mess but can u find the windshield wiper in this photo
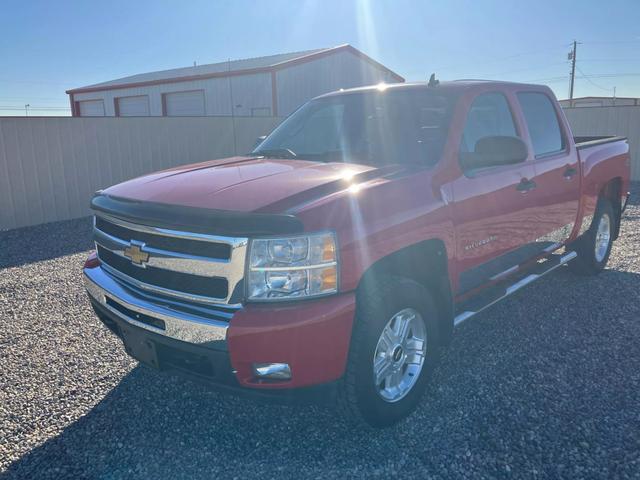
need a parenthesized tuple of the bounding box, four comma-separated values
(253, 148, 297, 159)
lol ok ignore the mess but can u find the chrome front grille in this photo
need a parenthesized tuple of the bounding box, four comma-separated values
(93, 213, 248, 307)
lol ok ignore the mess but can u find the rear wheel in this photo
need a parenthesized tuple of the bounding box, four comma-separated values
(569, 199, 615, 275)
(337, 276, 441, 427)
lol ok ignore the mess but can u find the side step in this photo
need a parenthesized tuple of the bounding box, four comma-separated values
(454, 250, 577, 326)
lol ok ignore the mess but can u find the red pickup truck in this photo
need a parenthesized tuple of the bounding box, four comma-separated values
(84, 80, 631, 427)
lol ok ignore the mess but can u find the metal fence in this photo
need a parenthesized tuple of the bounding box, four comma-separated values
(0, 116, 281, 231)
(1, 107, 638, 231)
(563, 106, 640, 181)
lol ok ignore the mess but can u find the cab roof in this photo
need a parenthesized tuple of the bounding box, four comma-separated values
(318, 79, 547, 99)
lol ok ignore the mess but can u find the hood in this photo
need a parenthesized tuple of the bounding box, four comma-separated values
(103, 156, 382, 213)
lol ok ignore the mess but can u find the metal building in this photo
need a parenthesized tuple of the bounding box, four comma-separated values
(66, 45, 404, 118)
(559, 96, 640, 108)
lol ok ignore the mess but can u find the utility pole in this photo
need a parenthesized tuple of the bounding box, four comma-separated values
(568, 40, 577, 106)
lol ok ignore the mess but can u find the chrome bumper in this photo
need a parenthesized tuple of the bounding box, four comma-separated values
(84, 266, 229, 344)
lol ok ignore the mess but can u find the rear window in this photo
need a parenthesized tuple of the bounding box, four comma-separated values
(517, 92, 564, 156)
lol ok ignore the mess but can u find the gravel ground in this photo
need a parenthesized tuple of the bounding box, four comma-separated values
(1, 185, 639, 479)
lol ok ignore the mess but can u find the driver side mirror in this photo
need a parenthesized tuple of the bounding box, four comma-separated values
(461, 135, 529, 171)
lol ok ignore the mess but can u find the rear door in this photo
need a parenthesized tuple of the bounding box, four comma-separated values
(451, 92, 539, 294)
(516, 91, 580, 250)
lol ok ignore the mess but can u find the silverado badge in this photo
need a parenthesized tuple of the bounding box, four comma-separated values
(123, 242, 150, 266)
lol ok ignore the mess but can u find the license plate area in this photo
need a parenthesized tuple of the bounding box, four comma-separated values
(118, 324, 219, 380)
(106, 296, 166, 331)
(119, 323, 162, 369)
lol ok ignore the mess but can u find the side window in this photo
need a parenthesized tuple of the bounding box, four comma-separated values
(517, 92, 564, 156)
(460, 93, 517, 153)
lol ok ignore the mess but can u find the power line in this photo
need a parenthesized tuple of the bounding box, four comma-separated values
(580, 39, 640, 45)
(0, 96, 68, 101)
(0, 77, 72, 86)
(581, 72, 640, 78)
(525, 76, 570, 84)
(477, 62, 568, 77)
(576, 66, 614, 92)
(579, 58, 640, 63)
(0, 106, 70, 111)
(431, 45, 569, 73)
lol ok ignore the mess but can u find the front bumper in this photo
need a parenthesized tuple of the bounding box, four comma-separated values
(84, 265, 229, 346)
(84, 265, 356, 392)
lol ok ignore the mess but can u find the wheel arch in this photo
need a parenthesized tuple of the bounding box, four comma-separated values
(356, 239, 454, 345)
(600, 177, 623, 239)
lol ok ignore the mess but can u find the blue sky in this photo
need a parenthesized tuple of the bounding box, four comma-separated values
(1, 0, 639, 116)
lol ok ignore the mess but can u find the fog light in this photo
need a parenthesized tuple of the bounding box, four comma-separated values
(252, 363, 292, 380)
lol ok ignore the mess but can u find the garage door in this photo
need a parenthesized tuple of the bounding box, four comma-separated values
(116, 95, 150, 116)
(164, 90, 205, 116)
(78, 100, 105, 116)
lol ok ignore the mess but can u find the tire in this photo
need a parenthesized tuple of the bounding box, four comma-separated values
(569, 198, 615, 275)
(337, 275, 441, 428)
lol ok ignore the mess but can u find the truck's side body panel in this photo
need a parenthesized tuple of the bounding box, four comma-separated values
(293, 169, 455, 294)
(575, 139, 630, 235)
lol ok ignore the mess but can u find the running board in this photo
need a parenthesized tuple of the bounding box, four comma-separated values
(454, 250, 577, 327)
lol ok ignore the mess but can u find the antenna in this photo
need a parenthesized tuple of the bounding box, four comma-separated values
(428, 73, 439, 87)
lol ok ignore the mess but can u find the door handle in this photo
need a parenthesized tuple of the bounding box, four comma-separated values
(516, 178, 537, 193)
(563, 166, 578, 179)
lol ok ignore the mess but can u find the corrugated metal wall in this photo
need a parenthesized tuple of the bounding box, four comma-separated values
(3, 106, 636, 231)
(0, 116, 281, 231)
(276, 50, 395, 116)
(72, 51, 397, 118)
(563, 106, 640, 181)
(73, 72, 273, 117)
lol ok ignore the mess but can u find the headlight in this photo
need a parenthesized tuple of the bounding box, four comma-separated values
(247, 232, 338, 301)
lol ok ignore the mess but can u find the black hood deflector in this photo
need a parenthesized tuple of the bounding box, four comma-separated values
(91, 193, 304, 237)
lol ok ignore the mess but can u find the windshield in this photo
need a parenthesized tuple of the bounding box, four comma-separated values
(254, 88, 458, 166)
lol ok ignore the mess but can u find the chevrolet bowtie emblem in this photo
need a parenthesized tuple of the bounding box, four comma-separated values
(123, 243, 150, 266)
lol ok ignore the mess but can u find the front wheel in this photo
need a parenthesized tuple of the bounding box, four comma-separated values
(337, 276, 441, 427)
(569, 199, 615, 275)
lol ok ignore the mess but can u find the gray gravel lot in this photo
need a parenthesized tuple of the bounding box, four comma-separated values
(1, 185, 639, 479)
